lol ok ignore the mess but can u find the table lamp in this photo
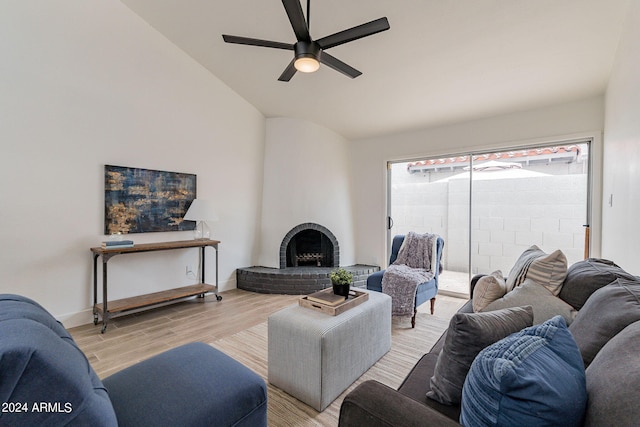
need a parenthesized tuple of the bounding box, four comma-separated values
(183, 199, 219, 239)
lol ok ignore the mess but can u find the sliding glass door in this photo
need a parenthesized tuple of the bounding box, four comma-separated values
(388, 141, 591, 298)
(388, 157, 471, 295)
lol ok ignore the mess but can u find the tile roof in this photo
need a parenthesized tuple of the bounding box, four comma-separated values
(407, 145, 581, 173)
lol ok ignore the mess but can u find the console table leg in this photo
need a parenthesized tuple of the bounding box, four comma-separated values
(102, 259, 109, 333)
(93, 254, 99, 325)
(215, 245, 222, 301)
(215, 245, 218, 292)
(201, 246, 206, 284)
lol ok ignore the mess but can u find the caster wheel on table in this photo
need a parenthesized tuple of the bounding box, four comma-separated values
(216, 295, 223, 301)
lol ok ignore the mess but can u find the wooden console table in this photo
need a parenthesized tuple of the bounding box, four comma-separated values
(91, 239, 221, 333)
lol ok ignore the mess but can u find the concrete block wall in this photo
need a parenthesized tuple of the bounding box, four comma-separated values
(392, 174, 587, 275)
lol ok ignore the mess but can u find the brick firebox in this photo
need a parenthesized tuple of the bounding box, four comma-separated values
(236, 223, 378, 294)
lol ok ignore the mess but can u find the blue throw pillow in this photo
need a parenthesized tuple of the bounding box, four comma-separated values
(460, 316, 586, 427)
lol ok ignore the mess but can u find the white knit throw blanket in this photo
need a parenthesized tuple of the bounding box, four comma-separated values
(382, 232, 437, 317)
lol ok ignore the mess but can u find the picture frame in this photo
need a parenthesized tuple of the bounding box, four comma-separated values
(104, 165, 197, 234)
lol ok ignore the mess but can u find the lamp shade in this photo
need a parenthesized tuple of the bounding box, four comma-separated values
(184, 199, 219, 222)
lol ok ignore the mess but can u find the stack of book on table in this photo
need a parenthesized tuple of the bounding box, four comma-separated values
(306, 289, 346, 306)
(101, 240, 134, 249)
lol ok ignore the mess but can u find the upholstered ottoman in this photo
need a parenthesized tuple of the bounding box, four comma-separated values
(104, 343, 268, 426)
(268, 289, 391, 411)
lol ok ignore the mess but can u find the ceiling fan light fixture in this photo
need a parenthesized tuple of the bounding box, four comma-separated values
(294, 55, 320, 73)
(293, 40, 321, 73)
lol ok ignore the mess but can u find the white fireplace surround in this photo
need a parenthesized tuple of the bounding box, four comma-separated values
(257, 117, 357, 268)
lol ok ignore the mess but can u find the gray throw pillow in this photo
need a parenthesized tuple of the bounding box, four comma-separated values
(568, 278, 640, 367)
(584, 320, 640, 427)
(559, 258, 637, 310)
(483, 278, 577, 325)
(505, 245, 567, 295)
(426, 306, 533, 406)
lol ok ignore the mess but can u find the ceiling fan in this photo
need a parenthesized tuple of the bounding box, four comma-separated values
(222, 0, 390, 81)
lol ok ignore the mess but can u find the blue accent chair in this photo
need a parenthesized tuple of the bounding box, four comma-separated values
(367, 235, 444, 328)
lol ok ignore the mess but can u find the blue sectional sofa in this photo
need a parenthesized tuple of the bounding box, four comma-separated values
(0, 294, 267, 426)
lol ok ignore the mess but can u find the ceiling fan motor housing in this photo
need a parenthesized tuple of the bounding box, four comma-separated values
(294, 41, 321, 61)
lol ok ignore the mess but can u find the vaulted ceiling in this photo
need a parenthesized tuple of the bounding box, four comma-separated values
(120, 0, 630, 140)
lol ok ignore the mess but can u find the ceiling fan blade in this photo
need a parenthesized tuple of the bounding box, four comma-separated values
(222, 35, 293, 50)
(316, 17, 390, 50)
(282, 0, 310, 42)
(319, 52, 362, 79)
(278, 59, 298, 82)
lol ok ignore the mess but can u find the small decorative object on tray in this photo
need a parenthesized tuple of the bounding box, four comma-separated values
(299, 288, 369, 316)
(101, 240, 134, 249)
(306, 290, 346, 306)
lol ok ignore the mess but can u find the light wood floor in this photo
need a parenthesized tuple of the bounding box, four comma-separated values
(69, 289, 466, 379)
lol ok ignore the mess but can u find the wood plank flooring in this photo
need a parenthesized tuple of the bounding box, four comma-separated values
(69, 289, 466, 380)
(70, 289, 300, 378)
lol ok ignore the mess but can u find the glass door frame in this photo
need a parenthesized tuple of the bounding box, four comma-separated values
(386, 137, 595, 298)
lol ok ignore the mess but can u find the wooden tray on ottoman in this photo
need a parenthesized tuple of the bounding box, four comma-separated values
(299, 288, 369, 316)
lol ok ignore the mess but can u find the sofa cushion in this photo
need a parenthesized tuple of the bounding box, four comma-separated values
(426, 306, 533, 405)
(0, 319, 118, 426)
(584, 320, 640, 427)
(482, 278, 577, 325)
(559, 258, 638, 310)
(505, 245, 567, 294)
(568, 278, 640, 367)
(472, 270, 506, 312)
(460, 316, 587, 427)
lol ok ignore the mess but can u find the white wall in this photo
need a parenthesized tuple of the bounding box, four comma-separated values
(0, 0, 265, 326)
(258, 117, 356, 268)
(602, 0, 640, 275)
(350, 97, 605, 268)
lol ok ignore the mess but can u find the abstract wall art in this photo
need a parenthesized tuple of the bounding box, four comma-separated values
(104, 165, 197, 234)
